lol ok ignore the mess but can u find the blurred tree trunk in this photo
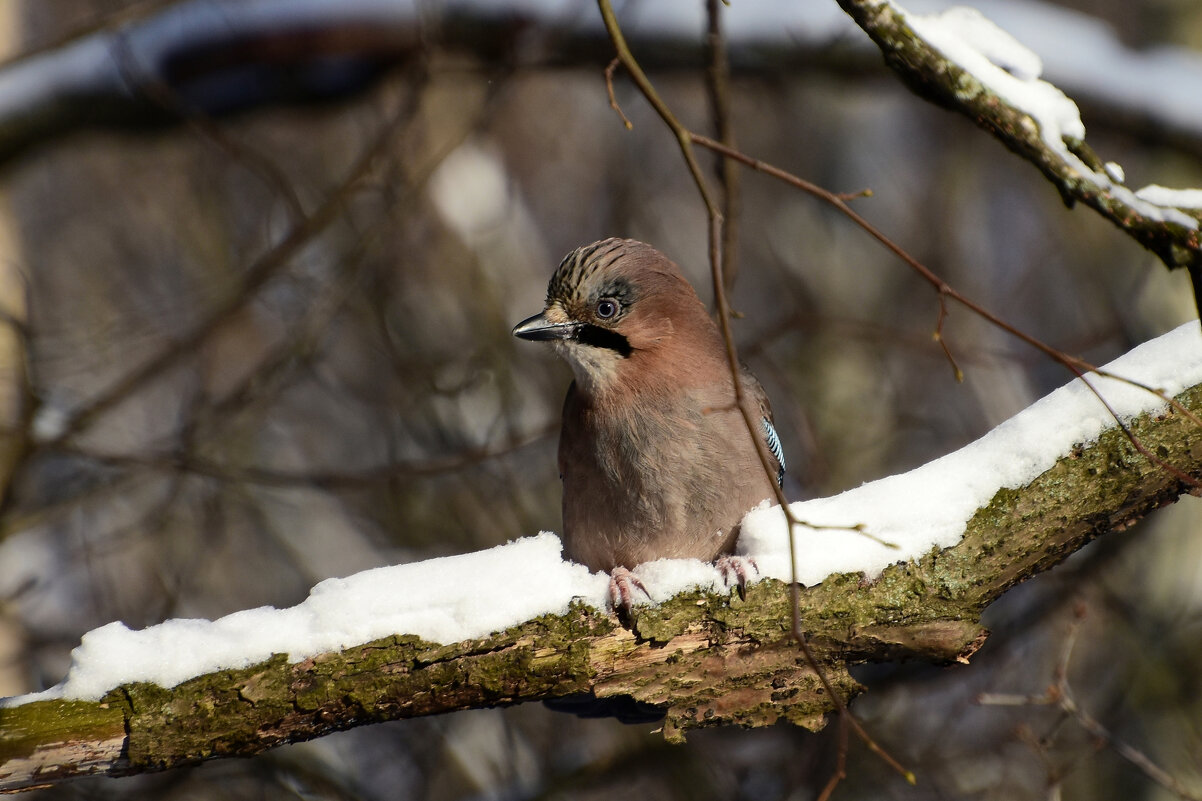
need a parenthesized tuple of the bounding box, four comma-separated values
(0, 0, 31, 700)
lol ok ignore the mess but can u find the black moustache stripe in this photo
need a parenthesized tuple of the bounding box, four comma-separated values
(576, 324, 633, 357)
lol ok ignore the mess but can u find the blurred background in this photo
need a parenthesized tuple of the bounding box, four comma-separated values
(0, 0, 1200, 798)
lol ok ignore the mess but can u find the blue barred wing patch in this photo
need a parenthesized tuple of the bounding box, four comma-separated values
(761, 417, 786, 487)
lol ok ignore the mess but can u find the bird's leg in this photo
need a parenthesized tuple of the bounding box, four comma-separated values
(608, 566, 650, 615)
(714, 555, 759, 600)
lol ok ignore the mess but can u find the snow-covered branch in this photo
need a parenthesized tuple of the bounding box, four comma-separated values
(836, 0, 1202, 280)
(2, 325, 1200, 793)
(8, 1, 1202, 170)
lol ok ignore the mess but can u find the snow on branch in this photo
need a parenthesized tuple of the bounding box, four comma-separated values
(836, 0, 1202, 277)
(2, 324, 1201, 792)
(10, 0, 1202, 169)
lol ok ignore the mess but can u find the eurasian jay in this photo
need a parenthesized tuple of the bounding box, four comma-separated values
(513, 238, 786, 610)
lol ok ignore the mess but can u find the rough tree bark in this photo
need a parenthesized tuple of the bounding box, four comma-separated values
(2, 379, 1200, 793)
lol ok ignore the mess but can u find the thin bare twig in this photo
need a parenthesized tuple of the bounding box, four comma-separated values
(598, 1, 1200, 787)
(597, 0, 914, 789)
(816, 711, 850, 801)
(934, 294, 965, 383)
(597, 1, 805, 578)
(980, 606, 1202, 801)
(705, 0, 741, 292)
(688, 132, 1202, 490)
(604, 58, 633, 130)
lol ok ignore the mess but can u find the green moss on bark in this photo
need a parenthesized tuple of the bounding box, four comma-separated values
(0, 699, 125, 763)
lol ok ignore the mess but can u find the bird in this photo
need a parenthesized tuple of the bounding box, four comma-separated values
(512, 238, 785, 611)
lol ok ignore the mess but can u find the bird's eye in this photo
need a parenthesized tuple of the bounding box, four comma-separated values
(595, 299, 619, 319)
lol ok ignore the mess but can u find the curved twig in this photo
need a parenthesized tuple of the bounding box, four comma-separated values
(597, 0, 912, 788)
(689, 132, 1202, 489)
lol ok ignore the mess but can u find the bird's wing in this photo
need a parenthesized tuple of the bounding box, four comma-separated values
(740, 367, 785, 488)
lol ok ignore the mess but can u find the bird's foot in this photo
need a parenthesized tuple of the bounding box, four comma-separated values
(715, 555, 759, 600)
(608, 566, 650, 617)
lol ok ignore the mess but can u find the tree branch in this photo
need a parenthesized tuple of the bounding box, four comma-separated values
(835, 0, 1202, 280)
(12, 1, 1202, 172)
(3, 378, 1200, 792)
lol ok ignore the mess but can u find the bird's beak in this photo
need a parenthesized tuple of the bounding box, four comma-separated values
(512, 312, 580, 342)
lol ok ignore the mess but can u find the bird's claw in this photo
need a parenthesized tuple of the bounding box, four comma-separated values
(609, 566, 650, 617)
(715, 555, 759, 600)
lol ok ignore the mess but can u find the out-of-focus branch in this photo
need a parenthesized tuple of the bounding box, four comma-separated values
(0, 1, 419, 168)
(3, 377, 1201, 793)
(49, 423, 556, 489)
(7, 2, 1202, 170)
(37, 104, 408, 449)
(980, 606, 1202, 801)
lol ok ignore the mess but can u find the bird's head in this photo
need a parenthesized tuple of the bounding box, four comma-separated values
(513, 238, 715, 394)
